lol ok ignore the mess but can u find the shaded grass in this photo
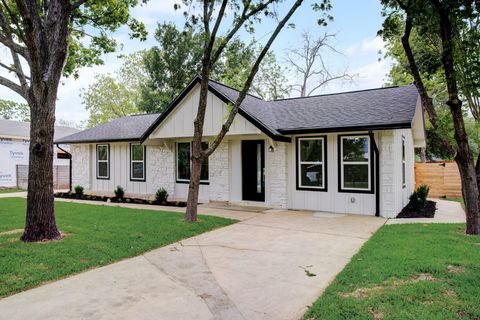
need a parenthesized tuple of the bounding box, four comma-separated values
(0, 188, 24, 194)
(0, 198, 235, 297)
(304, 223, 480, 320)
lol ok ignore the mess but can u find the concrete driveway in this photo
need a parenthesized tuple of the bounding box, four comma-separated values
(0, 209, 385, 320)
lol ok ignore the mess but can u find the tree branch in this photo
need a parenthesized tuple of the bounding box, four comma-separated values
(205, 0, 304, 157)
(209, 0, 275, 67)
(0, 74, 26, 98)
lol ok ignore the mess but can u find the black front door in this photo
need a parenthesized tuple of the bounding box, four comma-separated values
(242, 140, 265, 201)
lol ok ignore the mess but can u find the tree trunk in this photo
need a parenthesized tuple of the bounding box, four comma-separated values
(185, 155, 203, 222)
(432, 0, 480, 234)
(21, 89, 62, 242)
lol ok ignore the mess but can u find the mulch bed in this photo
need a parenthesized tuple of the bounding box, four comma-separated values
(396, 200, 437, 218)
(54, 192, 187, 207)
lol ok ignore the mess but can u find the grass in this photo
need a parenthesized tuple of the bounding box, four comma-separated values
(0, 197, 235, 298)
(0, 188, 24, 194)
(446, 197, 464, 204)
(304, 223, 480, 320)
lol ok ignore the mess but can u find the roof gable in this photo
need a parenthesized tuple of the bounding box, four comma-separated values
(141, 76, 291, 143)
(146, 83, 262, 139)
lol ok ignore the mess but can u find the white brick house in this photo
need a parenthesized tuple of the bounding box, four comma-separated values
(56, 76, 425, 218)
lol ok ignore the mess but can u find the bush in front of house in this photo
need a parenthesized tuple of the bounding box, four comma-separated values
(409, 184, 430, 209)
(114, 185, 125, 201)
(397, 184, 435, 218)
(155, 188, 168, 204)
(74, 185, 84, 196)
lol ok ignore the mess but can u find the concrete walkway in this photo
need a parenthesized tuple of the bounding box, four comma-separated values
(386, 198, 465, 225)
(0, 205, 385, 320)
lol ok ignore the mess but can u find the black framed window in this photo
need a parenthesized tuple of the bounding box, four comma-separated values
(339, 135, 371, 192)
(96, 144, 109, 179)
(402, 136, 406, 188)
(130, 143, 146, 181)
(297, 136, 327, 191)
(176, 142, 209, 183)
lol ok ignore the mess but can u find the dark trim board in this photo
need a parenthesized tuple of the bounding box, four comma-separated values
(278, 122, 412, 135)
(337, 133, 375, 194)
(57, 138, 142, 144)
(295, 135, 328, 192)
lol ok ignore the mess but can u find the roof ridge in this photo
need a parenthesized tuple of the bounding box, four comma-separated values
(207, 77, 265, 101)
(129, 112, 162, 117)
(271, 85, 412, 102)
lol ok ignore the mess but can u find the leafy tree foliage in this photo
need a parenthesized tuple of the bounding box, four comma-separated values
(0, 100, 29, 121)
(81, 53, 147, 127)
(139, 22, 290, 113)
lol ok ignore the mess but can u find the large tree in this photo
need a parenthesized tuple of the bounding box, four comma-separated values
(82, 53, 147, 127)
(286, 31, 354, 97)
(140, 22, 290, 113)
(0, 0, 146, 242)
(179, 0, 333, 222)
(380, 0, 480, 234)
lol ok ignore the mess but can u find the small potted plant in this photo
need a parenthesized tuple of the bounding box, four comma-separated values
(114, 185, 125, 202)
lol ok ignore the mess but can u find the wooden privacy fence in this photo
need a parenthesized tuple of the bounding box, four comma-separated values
(16, 165, 70, 190)
(414, 161, 462, 198)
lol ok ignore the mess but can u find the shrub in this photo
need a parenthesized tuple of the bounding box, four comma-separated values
(114, 185, 125, 199)
(74, 185, 84, 196)
(155, 188, 168, 204)
(409, 184, 430, 209)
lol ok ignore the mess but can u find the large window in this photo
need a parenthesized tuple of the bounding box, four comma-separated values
(96, 144, 109, 179)
(339, 135, 371, 192)
(130, 143, 146, 181)
(402, 136, 406, 188)
(176, 142, 209, 183)
(297, 137, 327, 190)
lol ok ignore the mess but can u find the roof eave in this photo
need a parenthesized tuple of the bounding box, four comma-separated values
(54, 137, 142, 144)
(278, 122, 412, 135)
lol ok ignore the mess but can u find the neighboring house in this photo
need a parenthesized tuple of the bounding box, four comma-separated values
(0, 119, 79, 187)
(56, 76, 426, 218)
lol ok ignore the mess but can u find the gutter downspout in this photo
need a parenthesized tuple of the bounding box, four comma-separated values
(56, 144, 72, 192)
(369, 130, 380, 217)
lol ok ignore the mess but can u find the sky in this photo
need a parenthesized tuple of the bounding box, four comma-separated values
(0, 0, 391, 126)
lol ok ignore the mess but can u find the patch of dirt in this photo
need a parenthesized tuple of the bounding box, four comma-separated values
(443, 289, 458, 298)
(396, 201, 437, 218)
(447, 265, 465, 274)
(368, 307, 383, 320)
(411, 273, 436, 282)
(0, 229, 23, 236)
(340, 273, 437, 300)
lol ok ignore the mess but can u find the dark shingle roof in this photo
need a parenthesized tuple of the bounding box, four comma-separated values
(57, 76, 419, 144)
(210, 79, 418, 133)
(54, 113, 160, 144)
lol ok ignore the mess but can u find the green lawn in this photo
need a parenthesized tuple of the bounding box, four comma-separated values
(0, 198, 235, 297)
(0, 188, 24, 194)
(304, 223, 480, 320)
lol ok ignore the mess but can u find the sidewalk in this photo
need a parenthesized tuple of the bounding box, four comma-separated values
(386, 199, 465, 225)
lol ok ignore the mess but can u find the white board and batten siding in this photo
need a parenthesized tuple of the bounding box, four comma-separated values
(148, 84, 261, 139)
(286, 130, 415, 217)
(87, 142, 155, 197)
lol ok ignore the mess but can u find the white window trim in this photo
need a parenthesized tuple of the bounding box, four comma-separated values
(176, 142, 209, 183)
(130, 143, 145, 181)
(96, 144, 109, 179)
(297, 137, 326, 189)
(340, 135, 371, 191)
(402, 135, 406, 188)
